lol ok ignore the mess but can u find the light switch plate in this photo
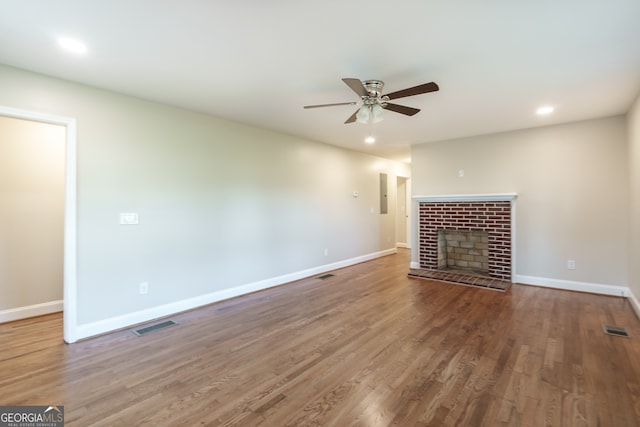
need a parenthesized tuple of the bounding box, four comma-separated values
(119, 212, 139, 225)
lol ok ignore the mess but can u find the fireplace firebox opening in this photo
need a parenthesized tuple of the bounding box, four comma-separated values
(437, 229, 489, 276)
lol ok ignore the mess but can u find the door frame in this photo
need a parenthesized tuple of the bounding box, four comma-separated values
(396, 176, 407, 247)
(395, 176, 411, 249)
(405, 178, 411, 249)
(0, 105, 77, 343)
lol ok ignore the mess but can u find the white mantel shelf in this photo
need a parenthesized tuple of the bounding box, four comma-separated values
(413, 193, 518, 203)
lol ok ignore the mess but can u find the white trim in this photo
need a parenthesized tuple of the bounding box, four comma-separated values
(396, 242, 408, 248)
(511, 199, 517, 283)
(406, 179, 412, 251)
(413, 193, 517, 203)
(628, 289, 640, 319)
(410, 261, 420, 269)
(74, 248, 397, 341)
(0, 300, 63, 323)
(0, 105, 77, 343)
(515, 274, 628, 297)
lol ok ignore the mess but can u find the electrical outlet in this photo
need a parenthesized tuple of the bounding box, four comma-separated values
(567, 260, 576, 270)
(139, 281, 149, 294)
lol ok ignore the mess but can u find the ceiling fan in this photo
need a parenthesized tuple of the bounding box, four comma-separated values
(304, 78, 439, 124)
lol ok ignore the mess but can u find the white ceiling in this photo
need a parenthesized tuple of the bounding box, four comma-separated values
(1, 1, 640, 162)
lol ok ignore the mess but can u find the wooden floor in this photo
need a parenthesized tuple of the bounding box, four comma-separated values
(2, 249, 640, 426)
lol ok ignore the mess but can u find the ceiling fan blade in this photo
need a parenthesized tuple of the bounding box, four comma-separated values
(304, 101, 357, 109)
(383, 103, 420, 116)
(384, 82, 439, 100)
(344, 110, 359, 124)
(342, 78, 368, 97)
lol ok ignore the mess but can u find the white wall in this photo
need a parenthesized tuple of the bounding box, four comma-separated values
(0, 64, 407, 336)
(628, 93, 640, 308)
(412, 116, 629, 290)
(0, 116, 65, 310)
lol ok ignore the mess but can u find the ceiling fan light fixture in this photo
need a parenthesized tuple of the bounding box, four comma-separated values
(303, 77, 439, 125)
(371, 104, 384, 123)
(364, 135, 375, 144)
(356, 105, 370, 124)
(355, 104, 384, 124)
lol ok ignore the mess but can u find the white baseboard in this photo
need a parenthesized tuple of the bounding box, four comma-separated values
(628, 289, 640, 319)
(74, 248, 398, 342)
(0, 300, 63, 324)
(396, 242, 408, 248)
(514, 274, 628, 297)
(410, 261, 420, 269)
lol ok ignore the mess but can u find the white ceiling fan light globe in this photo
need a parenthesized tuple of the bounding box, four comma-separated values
(356, 105, 370, 123)
(371, 104, 384, 123)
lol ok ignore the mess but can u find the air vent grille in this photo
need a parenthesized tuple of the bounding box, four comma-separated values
(317, 274, 335, 280)
(133, 320, 177, 336)
(603, 324, 630, 338)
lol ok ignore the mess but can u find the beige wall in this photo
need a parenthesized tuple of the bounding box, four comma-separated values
(0, 116, 65, 310)
(412, 116, 629, 287)
(0, 64, 407, 327)
(629, 93, 640, 298)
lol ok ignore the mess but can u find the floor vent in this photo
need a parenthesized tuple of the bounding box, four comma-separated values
(133, 320, 177, 336)
(603, 324, 630, 338)
(317, 274, 335, 280)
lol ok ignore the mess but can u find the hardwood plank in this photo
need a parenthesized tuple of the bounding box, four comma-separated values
(1, 249, 640, 426)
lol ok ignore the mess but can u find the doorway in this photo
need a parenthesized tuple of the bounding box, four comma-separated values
(0, 105, 77, 343)
(396, 177, 411, 248)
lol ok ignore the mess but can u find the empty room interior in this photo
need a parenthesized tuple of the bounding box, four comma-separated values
(1, 2, 640, 426)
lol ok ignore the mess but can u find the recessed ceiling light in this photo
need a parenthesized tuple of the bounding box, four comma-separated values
(58, 37, 88, 54)
(364, 136, 375, 144)
(536, 106, 554, 115)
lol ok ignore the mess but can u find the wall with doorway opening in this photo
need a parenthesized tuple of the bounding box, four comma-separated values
(0, 64, 410, 341)
(0, 115, 65, 321)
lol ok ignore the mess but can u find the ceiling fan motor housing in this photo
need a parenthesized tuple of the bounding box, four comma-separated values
(362, 80, 389, 106)
(362, 80, 384, 96)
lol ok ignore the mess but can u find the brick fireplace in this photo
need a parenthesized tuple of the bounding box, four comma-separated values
(414, 194, 516, 281)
